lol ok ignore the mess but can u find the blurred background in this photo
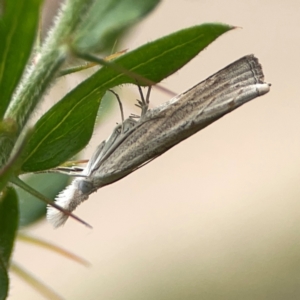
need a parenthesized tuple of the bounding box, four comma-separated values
(9, 0, 300, 299)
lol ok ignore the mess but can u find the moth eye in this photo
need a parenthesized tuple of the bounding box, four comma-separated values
(78, 180, 93, 194)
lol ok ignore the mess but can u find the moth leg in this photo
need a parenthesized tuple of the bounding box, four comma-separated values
(129, 113, 140, 119)
(136, 85, 152, 117)
(34, 166, 86, 177)
(109, 89, 125, 133)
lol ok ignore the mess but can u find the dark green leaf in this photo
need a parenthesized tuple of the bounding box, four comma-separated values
(16, 173, 70, 227)
(0, 134, 16, 192)
(0, 0, 43, 119)
(21, 89, 104, 172)
(0, 128, 34, 193)
(96, 88, 118, 124)
(0, 258, 8, 300)
(0, 187, 18, 266)
(75, 23, 233, 94)
(94, 23, 233, 86)
(21, 23, 232, 172)
(74, 0, 160, 53)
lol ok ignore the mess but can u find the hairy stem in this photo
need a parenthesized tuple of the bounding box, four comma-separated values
(0, 0, 94, 167)
(4, 0, 93, 131)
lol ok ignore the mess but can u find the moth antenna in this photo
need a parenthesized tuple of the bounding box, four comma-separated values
(109, 89, 125, 133)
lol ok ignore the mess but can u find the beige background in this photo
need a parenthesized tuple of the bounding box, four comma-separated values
(9, 0, 300, 299)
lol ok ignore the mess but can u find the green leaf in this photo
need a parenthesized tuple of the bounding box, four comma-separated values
(21, 89, 104, 172)
(21, 23, 232, 172)
(0, 128, 33, 193)
(0, 187, 19, 266)
(0, 0, 43, 119)
(0, 258, 8, 300)
(73, 0, 161, 53)
(79, 23, 233, 88)
(0, 135, 16, 192)
(16, 173, 70, 227)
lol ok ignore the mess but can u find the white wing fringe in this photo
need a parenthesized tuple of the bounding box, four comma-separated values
(47, 179, 88, 228)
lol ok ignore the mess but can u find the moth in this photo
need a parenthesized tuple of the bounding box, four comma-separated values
(47, 54, 271, 227)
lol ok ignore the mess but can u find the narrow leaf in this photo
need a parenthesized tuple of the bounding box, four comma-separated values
(21, 90, 103, 171)
(0, 258, 8, 300)
(78, 23, 233, 88)
(12, 175, 92, 228)
(73, 0, 160, 53)
(15, 173, 70, 227)
(0, 187, 19, 266)
(0, 0, 43, 119)
(0, 134, 16, 192)
(0, 128, 33, 192)
(21, 23, 233, 172)
(18, 233, 90, 266)
(10, 262, 63, 300)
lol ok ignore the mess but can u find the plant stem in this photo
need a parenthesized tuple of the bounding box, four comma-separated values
(4, 0, 93, 132)
(0, 0, 94, 167)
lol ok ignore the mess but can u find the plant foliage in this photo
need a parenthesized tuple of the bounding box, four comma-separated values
(0, 0, 232, 298)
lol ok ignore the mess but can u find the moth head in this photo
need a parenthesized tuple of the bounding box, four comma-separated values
(47, 178, 92, 228)
(78, 179, 93, 195)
